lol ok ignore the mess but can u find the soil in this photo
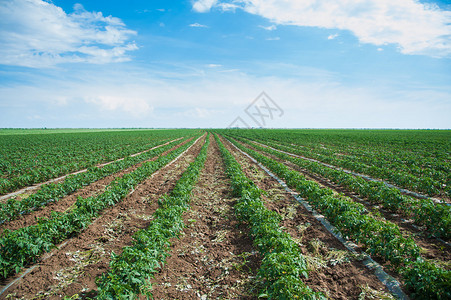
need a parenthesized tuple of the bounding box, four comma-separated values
(234, 138, 451, 266)
(220, 136, 395, 299)
(0, 136, 204, 299)
(1, 133, 441, 300)
(0, 138, 193, 234)
(150, 135, 260, 299)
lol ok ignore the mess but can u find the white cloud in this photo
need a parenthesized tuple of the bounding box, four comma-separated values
(260, 24, 277, 31)
(328, 33, 339, 40)
(192, 0, 217, 13)
(0, 0, 137, 68)
(86, 95, 152, 117)
(217, 3, 239, 12)
(266, 37, 280, 41)
(207, 64, 222, 68)
(3, 65, 450, 128)
(189, 23, 209, 28)
(205, 0, 451, 57)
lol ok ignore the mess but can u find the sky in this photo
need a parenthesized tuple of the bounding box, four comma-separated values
(0, 0, 450, 129)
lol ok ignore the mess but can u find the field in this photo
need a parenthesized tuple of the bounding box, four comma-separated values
(0, 129, 449, 299)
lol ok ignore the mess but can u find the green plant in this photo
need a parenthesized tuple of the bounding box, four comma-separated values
(223, 134, 449, 299)
(215, 134, 324, 299)
(0, 135, 202, 279)
(96, 134, 210, 299)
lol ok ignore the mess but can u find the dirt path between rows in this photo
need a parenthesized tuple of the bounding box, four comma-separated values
(220, 136, 395, 299)
(0, 136, 205, 299)
(150, 135, 260, 299)
(0, 138, 193, 234)
(234, 138, 451, 266)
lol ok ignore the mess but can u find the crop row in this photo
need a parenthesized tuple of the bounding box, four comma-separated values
(224, 129, 450, 197)
(0, 135, 201, 279)
(225, 136, 450, 299)
(234, 136, 450, 239)
(242, 129, 450, 168)
(216, 135, 325, 299)
(281, 136, 448, 184)
(96, 134, 210, 298)
(0, 138, 186, 224)
(0, 130, 200, 195)
(264, 138, 447, 197)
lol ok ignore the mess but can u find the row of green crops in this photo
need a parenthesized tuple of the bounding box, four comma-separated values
(0, 134, 202, 279)
(0, 138, 187, 224)
(233, 136, 450, 240)
(259, 138, 446, 197)
(221, 129, 451, 197)
(96, 134, 210, 298)
(235, 129, 451, 170)
(0, 129, 201, 195)
(224, 136, 450, 299)
(216, 135, 324, 300)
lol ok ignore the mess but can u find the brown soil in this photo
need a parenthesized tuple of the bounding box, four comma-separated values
(236, 139, 451, 265)
(220, 136, 396, 299)
(1, 133, 445, 300)
(0, 136, 205, 299)
(0, 138, 193, 234)
(150, 135, 260, 299)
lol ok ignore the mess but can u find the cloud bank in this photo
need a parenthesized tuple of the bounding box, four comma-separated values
(193, 0, 451, 57)
(0, 0, 137, 68)
(2, 66, 450, 128)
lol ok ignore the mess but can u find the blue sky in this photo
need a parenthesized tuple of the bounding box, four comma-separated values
(0, 0, 450, 129)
